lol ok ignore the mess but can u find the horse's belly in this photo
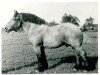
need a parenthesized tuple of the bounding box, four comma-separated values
(43, 38, 63, 48)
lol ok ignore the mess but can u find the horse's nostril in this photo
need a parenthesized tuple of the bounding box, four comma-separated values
(5, 27, 7, 31)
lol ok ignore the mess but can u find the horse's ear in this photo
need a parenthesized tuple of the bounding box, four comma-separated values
(14, 10, 18, 16)
(14, 10, 18, 17)
(14, 10, 18, 13)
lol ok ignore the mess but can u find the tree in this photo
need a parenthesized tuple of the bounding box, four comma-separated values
(84, 17, 94, 26)
(82, 17, 95, 31)
(61, 14, 80, 26)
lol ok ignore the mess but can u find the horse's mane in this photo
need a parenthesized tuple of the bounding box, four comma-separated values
(21, 13, 46, 25)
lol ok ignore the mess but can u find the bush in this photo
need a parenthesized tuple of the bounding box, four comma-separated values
(61, 14, 80, 26)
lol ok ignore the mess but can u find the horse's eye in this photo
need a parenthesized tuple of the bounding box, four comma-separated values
(13, 17, 19, 20)
(13, 18, 18, 21)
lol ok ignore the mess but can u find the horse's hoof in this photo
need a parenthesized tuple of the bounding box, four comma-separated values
(74, 64, 80, 70)
(35, 70, 40, 73)
(83, 70, 87, 73)
(27, 71, 34, 74)
(73, 68, 77, 71)
(34, 67, 44, 72)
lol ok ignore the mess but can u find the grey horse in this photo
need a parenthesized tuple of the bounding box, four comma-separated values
(5, 10, 88, 72)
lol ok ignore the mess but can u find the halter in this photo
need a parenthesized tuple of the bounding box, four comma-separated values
(13, 13, 23, 32)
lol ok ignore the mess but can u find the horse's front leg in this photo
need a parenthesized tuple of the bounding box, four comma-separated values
(34, 45, 48, 72)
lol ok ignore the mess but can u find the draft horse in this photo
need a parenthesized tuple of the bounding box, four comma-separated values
(5, 10, 88, 72)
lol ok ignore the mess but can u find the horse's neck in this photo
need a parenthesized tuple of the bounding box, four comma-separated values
(22, 22, 35, 33)
(22, 22, 42, 37)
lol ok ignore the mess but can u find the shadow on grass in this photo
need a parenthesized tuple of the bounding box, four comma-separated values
(2, 56, 98, 74)
(2, 61, 37, 74)
(86, 56, 98, 71)
(49, 55, 98, 71)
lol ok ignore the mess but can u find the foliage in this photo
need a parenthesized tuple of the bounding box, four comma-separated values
(61, 14, 80, 26)
(47, 20, 59, 26)
(84, 17, 94, 26)
(82, 17, 97, 32)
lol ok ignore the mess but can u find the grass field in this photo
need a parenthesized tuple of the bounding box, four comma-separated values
(2, 31, 98, 74)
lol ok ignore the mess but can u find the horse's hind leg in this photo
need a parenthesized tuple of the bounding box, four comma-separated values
(74, 46, 88, 69)
(34, 46, 48, 72)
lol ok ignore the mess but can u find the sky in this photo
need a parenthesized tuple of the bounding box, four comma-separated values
(0, 0, 98, 28)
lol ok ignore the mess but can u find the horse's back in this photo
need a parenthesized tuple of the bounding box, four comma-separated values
(29, 23, 83, 48)
(61, 23, 81, 33)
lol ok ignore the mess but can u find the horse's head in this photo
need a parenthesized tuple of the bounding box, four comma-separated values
(5, 10, 23, 33)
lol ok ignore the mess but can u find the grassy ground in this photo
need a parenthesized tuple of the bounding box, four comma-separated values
(2, 31, 98, 74)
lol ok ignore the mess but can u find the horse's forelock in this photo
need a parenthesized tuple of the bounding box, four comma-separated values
(13, 11, 19, 18)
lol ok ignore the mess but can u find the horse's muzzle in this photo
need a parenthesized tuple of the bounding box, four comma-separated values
(5, 27, 10, 33)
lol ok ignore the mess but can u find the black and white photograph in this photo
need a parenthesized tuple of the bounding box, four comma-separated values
(0, 0, 98, 74)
